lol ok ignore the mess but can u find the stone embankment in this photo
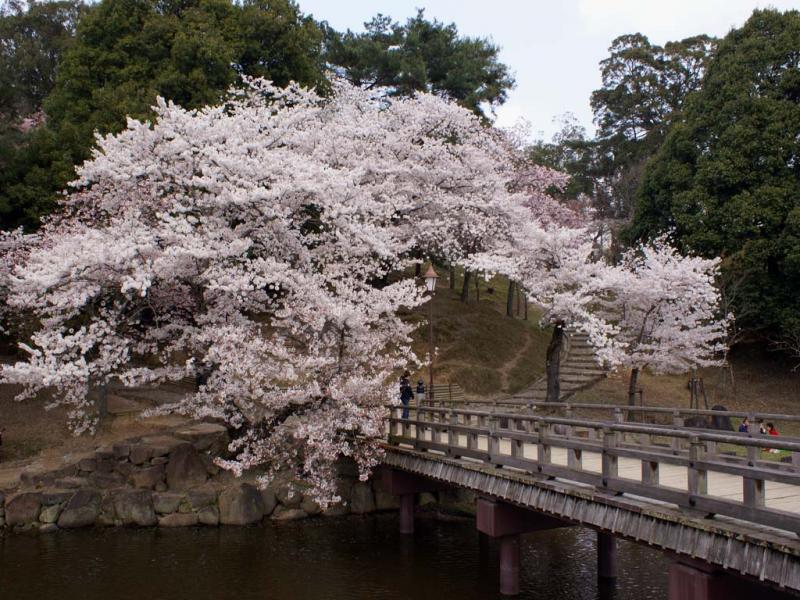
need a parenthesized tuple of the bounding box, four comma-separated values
(0, 422, 403, 533)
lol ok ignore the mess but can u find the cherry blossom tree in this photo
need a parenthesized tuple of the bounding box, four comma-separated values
(470, 218, 623, 402)
(0, 228, 37, 337)
(2, 79, 525, 503)
(607, 237, 729, 406)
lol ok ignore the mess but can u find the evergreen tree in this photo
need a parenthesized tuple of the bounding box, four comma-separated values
(323, 10, 514, 119)
(629, 9, 800, 340)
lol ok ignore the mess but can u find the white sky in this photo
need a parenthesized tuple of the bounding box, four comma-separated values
(297, 0, 799, 140)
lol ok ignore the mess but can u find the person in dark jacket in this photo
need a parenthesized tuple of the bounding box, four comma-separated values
(399, 371, 413, 419)
(415, 379, 426, 404)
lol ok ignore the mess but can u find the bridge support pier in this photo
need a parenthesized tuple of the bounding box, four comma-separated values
(476, 498, 570, 596)
(382, 468, 449, 535)
(499, 535, 520, 596)
(398, 494, 414, 534)
(597, 531, 617, 580)
(668, 559, 770, 600)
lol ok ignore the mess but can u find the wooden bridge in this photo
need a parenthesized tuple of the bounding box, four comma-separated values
(381, 401, 800, 598)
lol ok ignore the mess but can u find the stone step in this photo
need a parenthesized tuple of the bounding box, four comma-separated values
(560, 364, 604, 373)
(567, 348, 597, 356)
(565, 358, 603, 367)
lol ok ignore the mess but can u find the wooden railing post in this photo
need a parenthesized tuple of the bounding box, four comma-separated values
(641, 457, 659, 486)
(537, 421, 551, 472)
(743, 445, 766, 508)
(489, 416, 501, 467)
(447, 410, 459, 457)
(613, 408, 625, 443)
(564, 404, 574, 439)
(467, 413, 479, 453)
(688, 435, 708, 502)
(601, 426, 618, 488)
(671, 411, 684, 453)
(414, 405, 424, 449)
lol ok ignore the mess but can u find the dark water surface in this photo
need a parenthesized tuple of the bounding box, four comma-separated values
(0, 514, 671, 600)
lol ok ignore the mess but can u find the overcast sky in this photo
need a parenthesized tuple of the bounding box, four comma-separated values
(297, 0, 798, 141)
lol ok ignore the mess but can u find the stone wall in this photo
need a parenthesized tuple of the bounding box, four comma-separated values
(0, 423, 401, 533)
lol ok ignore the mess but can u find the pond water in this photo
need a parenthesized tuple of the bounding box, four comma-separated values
(1, 514, 674, 599)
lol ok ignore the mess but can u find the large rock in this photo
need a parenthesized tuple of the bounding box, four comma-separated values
(321, 503, 350, 517)
(418, 492, 437, 506)
(300, 497, 321, 516)
(158, 512, 198, 527)
(57, 490, 101, 528)
(112, 490, 157, 527)
(218, 483, 265, 525)
(271, 506, 308, 521)
(112, 443, 131, 460)
(6, 493, 42, 526)
(40, 489, 74, 505)
(273, 481, 303, 509)
(374, 488, 400, 511)
(129, 444, 153, 465)
(140, 435, 189, 458)
(197, 506, 219, 526)
(350, 483, 375, 514)
(174, 423, 228, 452)
(165, 445, 207, 490)
(261, 488, 278, 516)
(39, 504, 62, 524)
(89, 471, 125, 489)
(153, 492, 184, 514)
(54, 476, 88, 489)
(187, 488, 217, 511)
(78, 458, 97, 472)
(96, 494, 117, 527)
(129, 465, 165, 490)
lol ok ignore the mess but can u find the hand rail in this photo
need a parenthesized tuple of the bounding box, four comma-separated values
(383, 404, 800, 534)
(389, 399, 800, 425)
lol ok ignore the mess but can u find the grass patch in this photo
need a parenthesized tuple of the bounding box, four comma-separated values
(406, 268, 551, 398)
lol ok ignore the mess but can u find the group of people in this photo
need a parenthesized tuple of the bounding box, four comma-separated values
(398, 371, 425, 419)
(738, 416, 779, 436)
(739, 417, 781, 453)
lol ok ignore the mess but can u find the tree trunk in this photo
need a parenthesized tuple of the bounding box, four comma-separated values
(415, 262, 421, 278)
(546, 321, 565, 403)
(449, 265, 456, 289)
(628, 367, 640, 407)
(95, 383, 109, 422)
(475, 272, 480, 301)
(461, 269, 472, 303)
(524, 296, 528, 320)
(506, 280, 515, 317)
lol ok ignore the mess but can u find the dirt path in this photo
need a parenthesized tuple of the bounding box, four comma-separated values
(498, 332, 533, 393)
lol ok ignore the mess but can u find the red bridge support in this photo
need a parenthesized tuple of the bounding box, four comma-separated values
(668, 559, 787, 600)
(597, 531, 617, 580)
(382, 468, 449, 535)
(476, 498, 571, 596)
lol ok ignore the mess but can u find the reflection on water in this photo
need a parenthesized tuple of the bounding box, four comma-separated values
(0, 514, 671, 599)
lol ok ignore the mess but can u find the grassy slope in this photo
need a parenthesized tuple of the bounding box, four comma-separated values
(403, 270, 550, 397)
(572, 344, 800, 436)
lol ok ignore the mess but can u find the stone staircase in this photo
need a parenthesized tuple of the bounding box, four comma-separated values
(512, 330, 607, 402)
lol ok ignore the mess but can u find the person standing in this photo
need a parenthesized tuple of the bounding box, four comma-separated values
(416, 379, 426, 405)
(399, 371, 413, 419)
(738, 417, 750, 433)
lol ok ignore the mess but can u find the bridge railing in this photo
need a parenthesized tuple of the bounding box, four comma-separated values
(403, 398, 800, 432)
(385, 404, 800, 534)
